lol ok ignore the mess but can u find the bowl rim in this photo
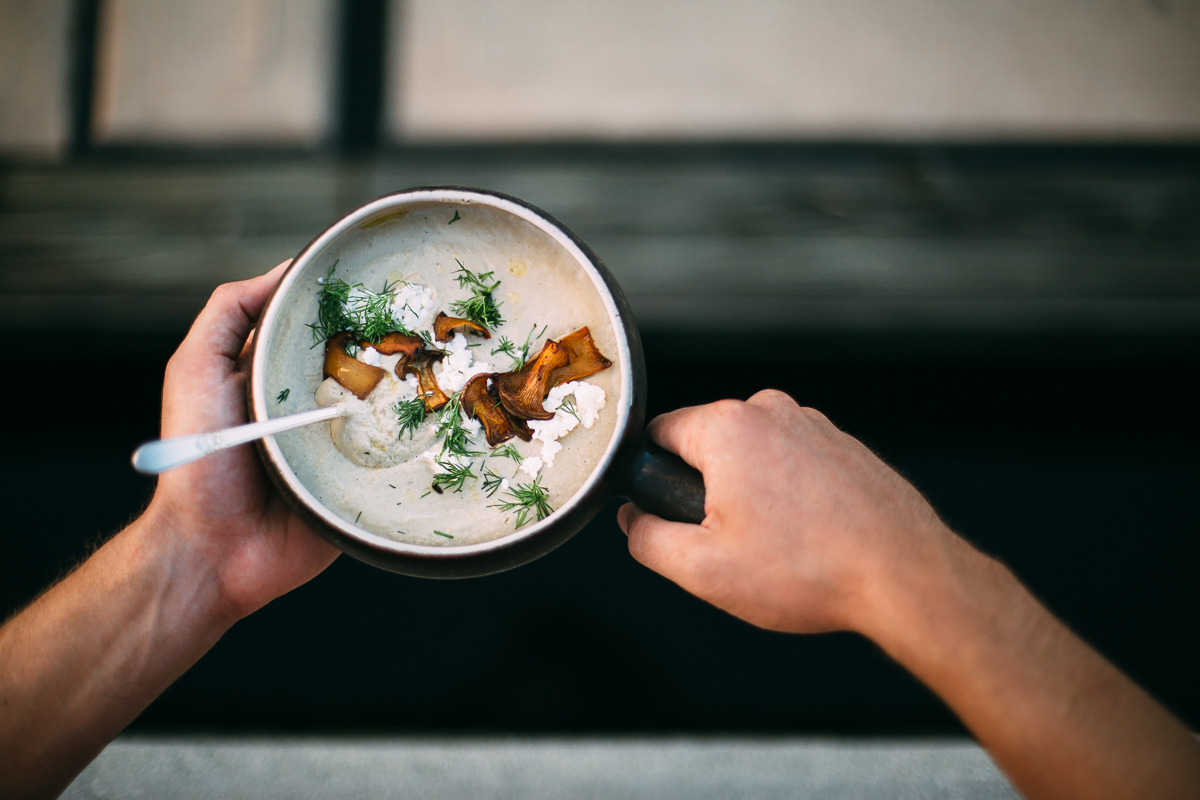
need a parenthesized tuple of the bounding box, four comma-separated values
(248, 186, 635, 560)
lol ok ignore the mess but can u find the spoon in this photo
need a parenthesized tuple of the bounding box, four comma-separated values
(131, 405, 345, 475)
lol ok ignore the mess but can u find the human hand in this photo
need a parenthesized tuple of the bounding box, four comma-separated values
(146, 261, 339, 621)
(617, 389, 957, 636)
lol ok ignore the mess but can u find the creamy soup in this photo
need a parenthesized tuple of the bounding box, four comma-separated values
(262, 202, 622, 546)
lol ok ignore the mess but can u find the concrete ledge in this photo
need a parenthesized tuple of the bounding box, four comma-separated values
(64, 736, 1019, 800)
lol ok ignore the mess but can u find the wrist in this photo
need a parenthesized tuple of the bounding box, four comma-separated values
(854, 525, 1020, 675)
(120, 501, 241, 641)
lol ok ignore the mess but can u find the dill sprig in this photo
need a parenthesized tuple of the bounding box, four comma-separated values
(308, 263, 412, 347)
(308, 262, 354, 346)
(433, 530, 454, 539)
(557, 396, 581, 424)
(481, 468, 506, 497)
(491, 336, 517, 359)
(351, 283, 410, 343)
(492, 475, 553, 528)
(450, 259, 503, 329)
(393, 398, 427, 439)
(276, 388, 290, 403)
(432, 459, 477, 493)
(435, 394, 481, 458)
(489, 444, 524, 463)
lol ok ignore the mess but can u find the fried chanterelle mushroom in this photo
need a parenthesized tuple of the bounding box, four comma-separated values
(398, 350, 451, 412)
(461, 374, 530, 446)
(324, 332, 386, 400)
(549, 326, 613, 388)
(433, 311, 492, 342)
(493, 340, 570, 420)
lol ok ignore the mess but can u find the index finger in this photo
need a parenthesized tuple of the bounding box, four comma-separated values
(180, 260, 292, 362)
(645, 398, 746, 475)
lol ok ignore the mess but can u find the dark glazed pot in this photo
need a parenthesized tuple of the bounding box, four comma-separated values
(247, 187, 703, 578)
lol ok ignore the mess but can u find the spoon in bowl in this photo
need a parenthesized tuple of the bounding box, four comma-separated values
(131, 405, 345, 475)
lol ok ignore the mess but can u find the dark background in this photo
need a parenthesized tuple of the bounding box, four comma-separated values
(1, 325, 1196, 735)
(1, 0, 1197, 738)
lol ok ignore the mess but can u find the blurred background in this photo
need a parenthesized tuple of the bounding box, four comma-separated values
(1, 0, 1198, 740)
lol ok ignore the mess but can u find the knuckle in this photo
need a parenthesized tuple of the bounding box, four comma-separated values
(751, 388, 795, 408)
(799, 406, 831, 425)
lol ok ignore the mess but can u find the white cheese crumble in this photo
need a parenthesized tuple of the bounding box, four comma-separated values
(433, 332, 492, 393)
(391, 282, 436, 330)
(419, 448, 472, 474)
(356, 346, 383, 367)
(520, 380, 607, 477)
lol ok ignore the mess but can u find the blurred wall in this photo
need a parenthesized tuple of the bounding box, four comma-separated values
(0, 1, 73, 157)
(91, 0, 336, 146)
(4, 0, 1200, 158)
(390, 0, 1200, 141)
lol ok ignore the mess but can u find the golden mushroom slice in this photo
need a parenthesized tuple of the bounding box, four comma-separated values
(494, 340, 569, 420)
(324, 332, 386, 400)
(461, 374, 523, 447)
(433, 311, 492, 342)
(549, 326, 613, 387)
(363, 331, 426, 357)
(398, 351, 451, 412)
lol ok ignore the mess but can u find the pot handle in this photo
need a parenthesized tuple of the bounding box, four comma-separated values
(618, 438, 706, 525)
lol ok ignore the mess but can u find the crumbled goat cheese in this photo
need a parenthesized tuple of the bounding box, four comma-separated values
(520, 380, 607, 477)
(541, 440, 563, 465)
(390, 282, 436, 330)
(433, 332, 492, 393)
(520, 457, 544, 477)
(356, 346, 383, 367)
(419, 448, 471, 474)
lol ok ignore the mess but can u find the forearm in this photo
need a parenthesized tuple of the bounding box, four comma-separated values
(0, 508, 236, 799)
(864, 532, 1200, 800)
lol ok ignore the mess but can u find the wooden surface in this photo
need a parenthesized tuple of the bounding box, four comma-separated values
(2, 146, 1197, 339)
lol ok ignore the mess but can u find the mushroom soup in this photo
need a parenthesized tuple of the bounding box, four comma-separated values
(262, 203, 621, 546)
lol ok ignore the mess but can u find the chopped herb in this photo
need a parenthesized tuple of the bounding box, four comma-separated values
(433, 530, 454, 539)
(558, 396, 582, 424)
(388, 484, 396, 488)
(448, 210, 461, 224)
(354, 511, 363, 524)
(500, 323, 548, 371)
(308, 262, 353, 345)
(491, 336, 517, 360)
(450, 259, 503, 329)
(276, 388, 291, 403)
(435, 394, 480, 458)
(393, 397, 428, 439)
(307, 262, 412, 347)
(432, 459, 477, 493)
(481, 468, 506, 497)
(421, 490, 432, 498)
(489, 444, 524, 464)
(492, 475, 553, 529)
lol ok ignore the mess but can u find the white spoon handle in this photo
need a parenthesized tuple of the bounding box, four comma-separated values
(131, 405, 344, 475)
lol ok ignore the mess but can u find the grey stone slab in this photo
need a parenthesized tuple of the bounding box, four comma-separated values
(63, 736, 1021, 800)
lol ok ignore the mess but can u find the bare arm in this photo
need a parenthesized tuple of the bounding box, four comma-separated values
(0, 263, 339, 800)
(619, 390, 1200, 800)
